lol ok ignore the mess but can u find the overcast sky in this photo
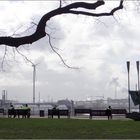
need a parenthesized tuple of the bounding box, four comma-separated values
(0, 1, 140, 102)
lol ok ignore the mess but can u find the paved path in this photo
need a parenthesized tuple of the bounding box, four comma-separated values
(0, 114, 132, 120)
(30, 114, 131, 120)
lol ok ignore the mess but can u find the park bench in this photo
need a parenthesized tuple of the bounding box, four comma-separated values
(90, 109, 127, 119)
(74, 109, 91, 116)
(112, 109, 127, 115)
(74, 108, 127, 119)
(48, 109, 70, 118)
(90, 110, 106, 119)
(8, 109, 31, 118)
(74, 109, 106, 119)
(0, 108, 4, 116)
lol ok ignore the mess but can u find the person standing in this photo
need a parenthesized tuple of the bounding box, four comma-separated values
(106, 106, 112, 120)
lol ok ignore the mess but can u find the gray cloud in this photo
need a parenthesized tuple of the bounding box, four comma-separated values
(0, 1, 140, 102)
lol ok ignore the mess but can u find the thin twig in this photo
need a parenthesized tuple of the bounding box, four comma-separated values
(1, 46, 7, 70)
(46, 33, 79, 69)
(15, 48, 34, 65)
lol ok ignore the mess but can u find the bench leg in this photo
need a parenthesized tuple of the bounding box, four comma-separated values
(89, 115, 92, 119)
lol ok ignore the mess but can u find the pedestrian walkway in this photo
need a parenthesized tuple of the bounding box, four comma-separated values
(29, 114, 131, 120)
(0, 113, 132, 120)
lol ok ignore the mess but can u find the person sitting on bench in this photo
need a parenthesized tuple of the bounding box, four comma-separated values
(8, 104, 15, 118)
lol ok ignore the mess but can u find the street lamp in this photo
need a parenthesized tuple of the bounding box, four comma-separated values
(32, 64, 36, 104)
(136, 61, 139, 90)
(136, 61, 140, 112)
(32, 63, 39, 104)
(126, 61, 130, 113)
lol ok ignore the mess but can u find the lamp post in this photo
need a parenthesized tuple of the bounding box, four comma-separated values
(136, 61, 140, 112)
(127, 61, 130, 113)
(136, 61, 139, 90)
(32, 64, 36, 104)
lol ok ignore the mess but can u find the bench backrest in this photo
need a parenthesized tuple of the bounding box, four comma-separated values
(48, 109, 59, 115)
(112, 109, 127, 114)
(59, 110, 69, 116)
(48, 109, 69, 116)
(90, 110, 106, 116)
(74, 109, 91, 115)
(8, 109, 30, 115)
(74, 109, 127, 117)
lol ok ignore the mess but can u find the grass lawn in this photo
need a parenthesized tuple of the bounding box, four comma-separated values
(0, 118, 140, 139)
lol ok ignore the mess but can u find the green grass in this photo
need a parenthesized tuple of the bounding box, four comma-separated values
(0, 118, 140, 139)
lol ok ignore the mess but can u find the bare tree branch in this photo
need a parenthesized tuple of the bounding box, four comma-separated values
(1, 46, 7, 70)
(46, 33, 78, 69)
(68, 0, 123, 17)
(15, 48, 34, 65)
(0, 0, 124, 48)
